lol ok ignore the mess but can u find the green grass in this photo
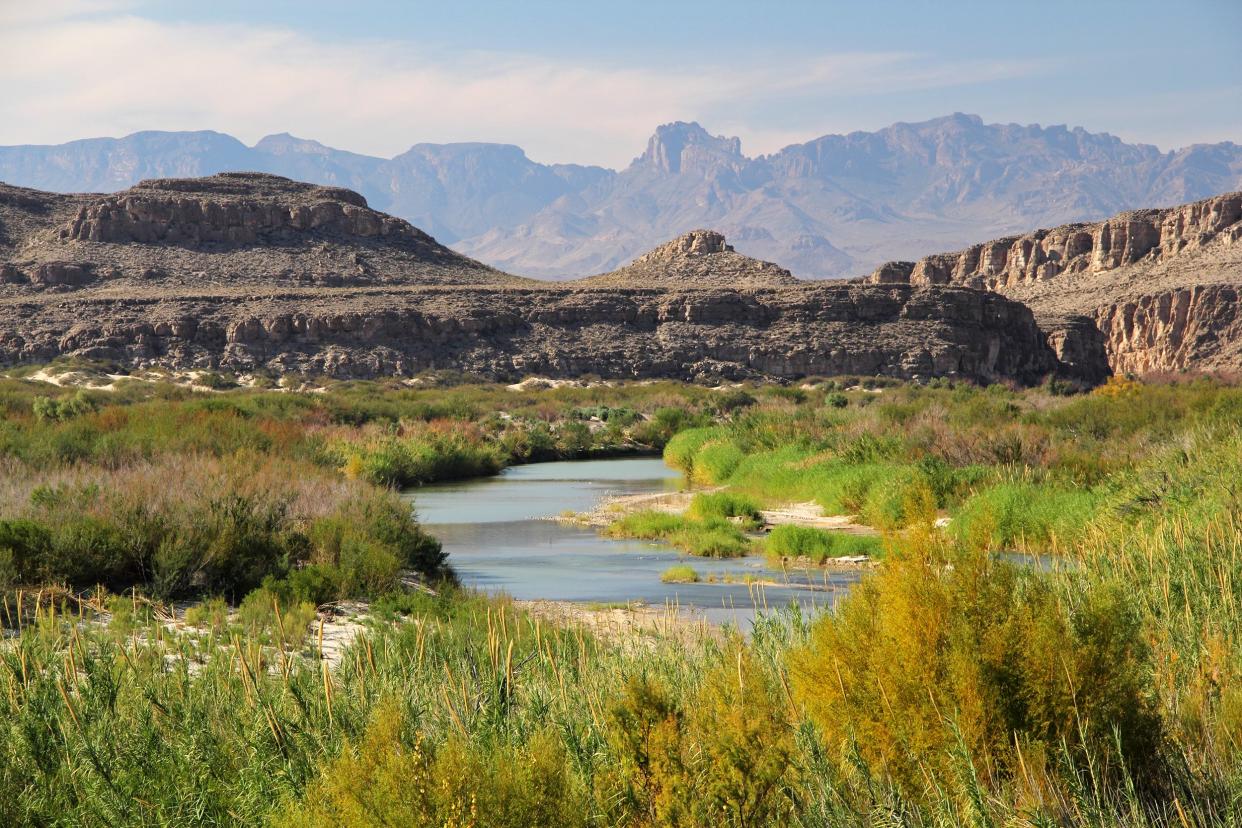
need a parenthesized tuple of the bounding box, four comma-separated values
(764, 524, 883, 563)
(686, 491, 764, 528)
(660, 564, 700, 583)
(606, 511, 752, 558)
(952, 480, 1101, 552)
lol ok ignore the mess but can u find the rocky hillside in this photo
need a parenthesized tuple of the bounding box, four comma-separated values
(865, 192, 1242, 374)
(0, 175, 1077, 384)
(0, 173, 522, 289)
(574, 230, 798, 289)
(4, 115, 1239, 279)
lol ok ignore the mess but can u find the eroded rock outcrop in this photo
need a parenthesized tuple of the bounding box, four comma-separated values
(0, 284, 1060, 384)
(60, 174, 419, 246)
(866, 192, 1242, 374)
(576, 229, 799, 289)
(0, 174, 1083, 384)
(1093, 285, 1242, 374)
(2, 173, 521, 289)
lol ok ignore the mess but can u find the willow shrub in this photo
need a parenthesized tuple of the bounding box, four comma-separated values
(277, 702, 588, 828)
(335, 426, 506, 488)
(789, 543, 1164, 799)
(0, 455, 444, 601)
(599, 649, 797, 827)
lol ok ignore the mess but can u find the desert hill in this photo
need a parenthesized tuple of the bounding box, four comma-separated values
(0, 172, 522, 291)
(574, 230, 799, 289)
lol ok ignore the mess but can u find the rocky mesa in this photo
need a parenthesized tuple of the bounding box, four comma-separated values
(0, 173, 1077, 384)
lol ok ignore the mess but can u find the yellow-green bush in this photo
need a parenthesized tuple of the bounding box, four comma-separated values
(789, 545, 1163, 797)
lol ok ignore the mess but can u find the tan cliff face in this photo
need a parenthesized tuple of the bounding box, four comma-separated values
(866, 192, 1242, 374)
(0, 174, 1077, 384)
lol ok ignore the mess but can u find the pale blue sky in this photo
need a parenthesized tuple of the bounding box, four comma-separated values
(1, 0, 1238, 166)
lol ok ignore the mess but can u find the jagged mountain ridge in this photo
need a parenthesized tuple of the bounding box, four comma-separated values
(3, 114, 1239, 279)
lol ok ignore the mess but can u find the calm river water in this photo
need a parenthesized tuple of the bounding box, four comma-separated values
(403, 457, 860, 626)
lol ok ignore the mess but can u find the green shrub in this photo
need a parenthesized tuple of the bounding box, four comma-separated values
(280, 702, 586, 827)
(713, 389, 756, 414)
(0, 547, 14, 591)
(690, 439, 745, 484)
(766, 386, 808, 405)
(790, 547, 1164, 799)
(237, 586, 316, 648)
(183, 596, 229, 632)
(631, 407, 710, 447)
(195, 371, 238, 390)
(32, 391, 96, 422)
(825, 392, 848, 408)
(601, 656, 796, 827)
(662, 426, 724, 475)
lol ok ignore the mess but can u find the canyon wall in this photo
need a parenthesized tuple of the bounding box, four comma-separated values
(866, 192, 1242, 374)
(0, 284, 1063, 384)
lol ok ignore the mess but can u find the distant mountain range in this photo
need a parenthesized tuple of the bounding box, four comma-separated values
(2, 114, 1240, 278)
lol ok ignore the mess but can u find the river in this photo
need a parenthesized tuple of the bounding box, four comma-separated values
(403, 457, 860, 626)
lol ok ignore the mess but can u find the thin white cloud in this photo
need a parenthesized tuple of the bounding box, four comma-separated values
(0, 0, 137, 26)
(0, 11, 1051, 167)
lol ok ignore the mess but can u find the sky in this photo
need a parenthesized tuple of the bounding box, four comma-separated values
(0, 0, 1239, 168)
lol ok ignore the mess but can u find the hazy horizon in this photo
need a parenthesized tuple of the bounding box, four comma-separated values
(1, 0, 1239, 168)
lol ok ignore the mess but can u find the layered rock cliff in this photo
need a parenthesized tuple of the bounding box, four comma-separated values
(0, 173, 1076, 384)
(866, 192, 1242, 374)
(0, 284, 1060, 384)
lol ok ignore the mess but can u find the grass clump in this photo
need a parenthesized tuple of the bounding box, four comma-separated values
(606, 510, 686, 540)
(953, 481, 1101, 552)
(183, 596, 229, 632)
(660, 564, 700, 583)
(689, 438, 745, 484)
(672, 521, 750, 557)
(686, 491, 763, 529)
(607, 511, 751, 558)
(764, 525, 881, 562)
(662, 426, 726, 476)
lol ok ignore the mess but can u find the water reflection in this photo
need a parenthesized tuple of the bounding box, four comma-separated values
(404, 457, 859, 624)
